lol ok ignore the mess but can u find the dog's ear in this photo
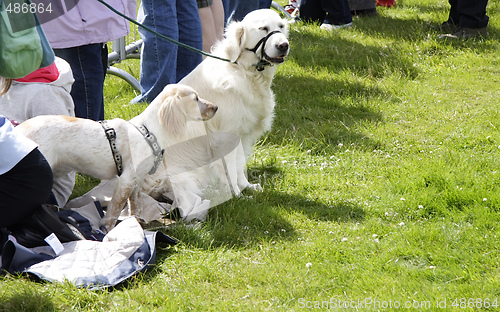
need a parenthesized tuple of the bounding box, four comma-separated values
(223, 21, 245, 62)
(158, 93, 188, 137)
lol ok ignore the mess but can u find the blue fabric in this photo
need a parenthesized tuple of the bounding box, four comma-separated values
(1, 229, 177, 289)
(1, 240, 53, 274)
(54, 44, 106, 121)
(222, 0, 271, 23)
(132, 0, 203, 104)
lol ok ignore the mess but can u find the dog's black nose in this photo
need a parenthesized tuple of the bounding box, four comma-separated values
(277, 42, 289, 52)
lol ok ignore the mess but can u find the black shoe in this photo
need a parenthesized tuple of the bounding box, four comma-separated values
(439, 26, 489, 40)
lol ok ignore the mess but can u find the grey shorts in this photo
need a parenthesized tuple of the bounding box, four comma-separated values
(197, 0, 213, 8)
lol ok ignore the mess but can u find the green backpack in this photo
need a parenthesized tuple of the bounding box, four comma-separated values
(0, 0, 54, 79)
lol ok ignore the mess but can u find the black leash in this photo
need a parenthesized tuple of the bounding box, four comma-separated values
(97, 0, 235, 64)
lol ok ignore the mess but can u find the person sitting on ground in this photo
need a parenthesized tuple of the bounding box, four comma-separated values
(0, 57, 76, 207)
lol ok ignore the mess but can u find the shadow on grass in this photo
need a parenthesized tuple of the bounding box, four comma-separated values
(0, 290, 57, 312)
(271, 73, 385, 154)
(164, 165, 365, 250)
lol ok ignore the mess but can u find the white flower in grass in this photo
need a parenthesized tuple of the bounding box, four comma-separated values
(418, 205, 424, 209)
(341, 237, 348, 242)
(483, 198, 487, 202)
(398, 222, 405, 226)
(400, 197, 405, 201)
(374, 238, 380, 243)
(306, 262, 312, 268)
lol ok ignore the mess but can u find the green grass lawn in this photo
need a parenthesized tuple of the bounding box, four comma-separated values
(2, 0, 500, 310)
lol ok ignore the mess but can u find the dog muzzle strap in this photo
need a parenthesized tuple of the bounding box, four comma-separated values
(246, 30, 281, 71)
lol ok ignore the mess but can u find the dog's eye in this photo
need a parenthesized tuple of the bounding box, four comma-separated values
(259, 26, 269, 32)
(279, 24, 285, 29)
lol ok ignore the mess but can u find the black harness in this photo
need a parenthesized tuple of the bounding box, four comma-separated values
(130, 124, 165, 175)
(99, 121, 124, 176)
(246, 30, 282, 71)
(99, 121, 164, 176)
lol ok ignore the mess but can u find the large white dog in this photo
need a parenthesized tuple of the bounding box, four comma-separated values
(17, 85, 217, 229)
(141, 9, 290, 217)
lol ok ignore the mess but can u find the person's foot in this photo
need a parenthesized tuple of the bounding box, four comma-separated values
(320, 22, 353, 30)
(439, 27, 489, 40)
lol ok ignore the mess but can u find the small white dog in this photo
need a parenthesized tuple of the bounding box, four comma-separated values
(16, 84, 217, 230)
(142, 9, 290, 215)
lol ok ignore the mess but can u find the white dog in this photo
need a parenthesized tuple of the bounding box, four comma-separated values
(16, 84, 217, 230)
(141, 9, 290, 214)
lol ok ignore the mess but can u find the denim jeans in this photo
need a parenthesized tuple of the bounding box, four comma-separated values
(54, 44, 106, 121)
(300, 0, 353, 26)
(132, 0, 203, 104)
(222, 0, 272, 23)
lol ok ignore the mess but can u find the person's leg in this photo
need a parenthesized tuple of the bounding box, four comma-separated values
(259, 0, 272, 9)
(176, 0, 203, 82)
(321, 0, 353, 26)
(0, 148, 53, 228)
(199, 0, 225, 55)
(447, 0, 460, 25)
(456, 0, 488, 29)
(439, 0, 488, 39)
(199, 6, 218, 54)
(133, 0, 178, 103)
(224, 0, 259, 22)
(54, 44, 105, 121)
(299, 0, 325, 23)
(212, 0, 225, 42)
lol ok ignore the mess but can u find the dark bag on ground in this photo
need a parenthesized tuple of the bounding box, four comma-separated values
(6, 204, 84, 248)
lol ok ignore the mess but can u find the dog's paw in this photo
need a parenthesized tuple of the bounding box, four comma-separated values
(133, 216, 148, 228)
(246, 183, 263, 192)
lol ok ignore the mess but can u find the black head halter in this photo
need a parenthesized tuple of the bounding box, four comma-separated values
(246, 30, 282, 71)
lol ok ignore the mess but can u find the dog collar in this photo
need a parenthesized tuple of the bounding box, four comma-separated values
(99, 121, 124, 176)
(131, 123, 165, 175)
(246, 30, 281, 71)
